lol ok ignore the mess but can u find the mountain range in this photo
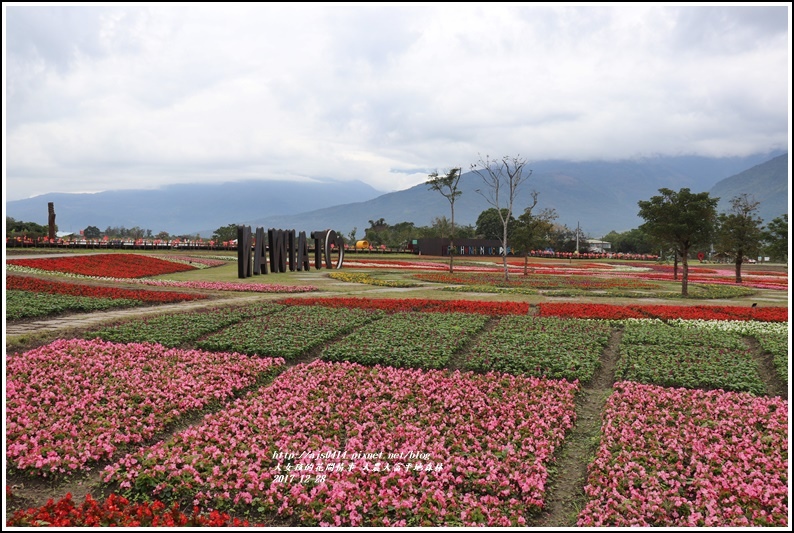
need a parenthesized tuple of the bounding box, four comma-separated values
(5, 151, 788, 239)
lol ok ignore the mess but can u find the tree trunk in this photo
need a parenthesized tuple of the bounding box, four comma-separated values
(502, 224, 509, 282)
(735, 255, 743, 283)
(673, 252, 679, 281)
(681, 250, 689, 296)
(449, 205, 455, 274)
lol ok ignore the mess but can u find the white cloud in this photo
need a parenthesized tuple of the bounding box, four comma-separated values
(4, 3, 790, 201)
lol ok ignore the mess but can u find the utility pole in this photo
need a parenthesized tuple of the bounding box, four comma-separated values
(576, 221, 580, 254)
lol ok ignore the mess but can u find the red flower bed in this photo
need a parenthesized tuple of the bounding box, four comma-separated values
(7, 254, 197, 278)
(6, 492, 253, 527)
(421, 299, 529, 315)
(538, 302, 788, 322)
(278, 297, 529, 315)
(7, 275, 207, 303)
(538, 303, 646, 320)
(635, 304, 788, 322)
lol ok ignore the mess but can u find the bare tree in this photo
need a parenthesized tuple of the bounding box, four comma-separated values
(426, 168, 462, 273)
(471, 154, 532, 281)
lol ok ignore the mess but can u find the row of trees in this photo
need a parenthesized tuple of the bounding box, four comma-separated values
(355, 212, 584, 254)
(422, 154, 787, 294)
(7, 217, 54, 240)
(82, 226, 200, 241)
(637, 189, 787, 296)
(6, 220, 203, 243)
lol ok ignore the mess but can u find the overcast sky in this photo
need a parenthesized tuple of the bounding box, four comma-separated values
(3, 3, 791, 201)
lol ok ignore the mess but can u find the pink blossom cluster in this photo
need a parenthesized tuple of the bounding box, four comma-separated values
(103, 361, 579, 526)
(6, 339, 285, 475)
(578, 381, 788, 527)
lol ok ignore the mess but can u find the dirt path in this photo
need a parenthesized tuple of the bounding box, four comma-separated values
(533, 327, 622, 527)
(746, 337, 789, 400)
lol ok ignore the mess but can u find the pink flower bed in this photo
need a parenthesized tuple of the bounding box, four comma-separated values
(103, 361, 579, 526)
(6, 339, 285, 476)
(578, 381, 788, 527)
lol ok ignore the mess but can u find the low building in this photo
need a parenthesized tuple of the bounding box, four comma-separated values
(412, 238, 509, 256)
(586, 239, 612, 253)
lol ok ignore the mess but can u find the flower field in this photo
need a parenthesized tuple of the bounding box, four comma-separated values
(327, 271, 420, 288)
(462, 316, 612, 381)
(6, 493, 254, 527)
(4, 253, 789, 527)
(616, 320, 766, 395)
(577, 382, 788, 527)
(195, 306, 383, 361)
(322, 312, 489, 369)
(7, 275, 207, 304)
(6, 339, 285, 476)
(276, 296, 530, 315)
(6, 290, 143, 320)
(7, 254, 199, 278)
(538, 302, 788, 322)
(101, 362, 579, 527)
(86, 303, 285, 347)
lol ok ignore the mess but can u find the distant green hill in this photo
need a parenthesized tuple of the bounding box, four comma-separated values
(709, 154, 789, 225)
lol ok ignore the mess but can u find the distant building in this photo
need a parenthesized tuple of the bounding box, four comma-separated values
(413, 238, 508, 256)
(586, 239, 612, 253)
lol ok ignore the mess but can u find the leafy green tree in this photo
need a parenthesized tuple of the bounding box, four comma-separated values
(511, 191, 558, 275)
(761, 214, 788, 263)
(476, 208, 515, 240)
(384, 221, 417, 251)
(602, 228, 655, 254)
(638, 188, 719, 296)
(427, 216, 452, 239)
(364, 218, 388, 246)
(427, 168, 463, 273)
(547, 223, 585, 253)
(212, 223, 239, 243)
(471, 154, 532, 281)
(83, 226, 101, 239)
(715, 194, 764, 283)
(6, 217, 50, 239)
